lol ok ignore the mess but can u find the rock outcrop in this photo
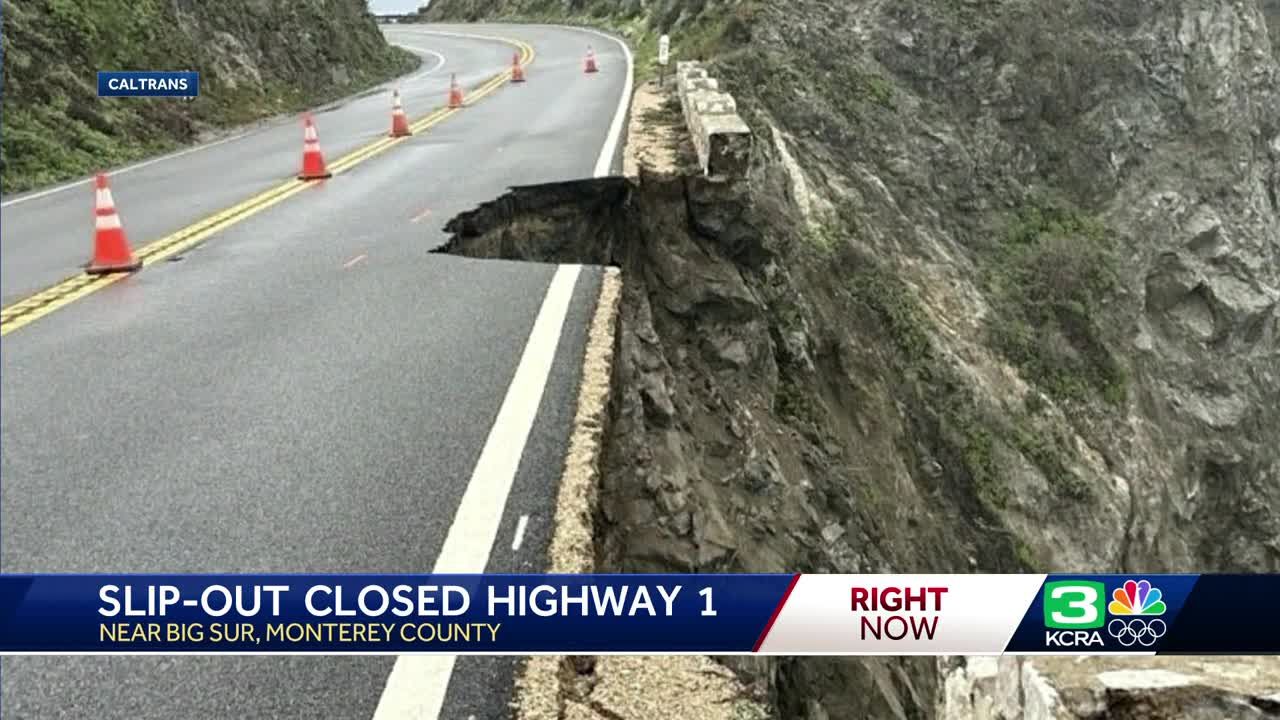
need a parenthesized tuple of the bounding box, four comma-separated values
(941, 656, 1280, 720)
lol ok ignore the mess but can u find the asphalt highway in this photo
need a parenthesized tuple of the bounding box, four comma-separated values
(0, 23, 630, 719)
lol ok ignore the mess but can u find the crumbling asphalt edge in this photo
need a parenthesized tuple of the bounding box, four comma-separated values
(514, 268, 622, 720)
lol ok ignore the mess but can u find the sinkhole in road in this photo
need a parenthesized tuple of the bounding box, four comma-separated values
(431, 176, 634, 266)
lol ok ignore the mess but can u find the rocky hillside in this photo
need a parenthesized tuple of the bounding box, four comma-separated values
(431, 0, 1279, 718)
(1270, 0, 1280, 54)
(1, 0, 417, 193)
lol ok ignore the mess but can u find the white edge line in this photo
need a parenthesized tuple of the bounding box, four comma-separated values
(368, 26, 629, 719)
(390, 46, 447, 80)
(371, 265, 582, 720)
(391, 24, 633, 177)
(575, 26, 634, 178)
(392, 27, 533, 48)
(511, 515, 530, 551)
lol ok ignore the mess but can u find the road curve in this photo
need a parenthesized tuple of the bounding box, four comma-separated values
(0, 23, 631, 720)
(1, 32, 492, 305)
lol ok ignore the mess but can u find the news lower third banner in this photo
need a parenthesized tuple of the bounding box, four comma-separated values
(0, 574, 1275, 654)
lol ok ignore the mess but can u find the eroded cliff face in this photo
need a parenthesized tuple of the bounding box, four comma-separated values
(793, 0, 1280, 575)
(434, 0, 1279, 717)
(1, 0, 417, 192)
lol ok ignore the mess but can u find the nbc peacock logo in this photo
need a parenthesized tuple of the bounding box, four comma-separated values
(1108, 579, 1167, 616)
(1106, 579, 1167, 647)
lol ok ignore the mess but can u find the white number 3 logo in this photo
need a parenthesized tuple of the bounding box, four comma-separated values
(1051, 585, 1099, 625)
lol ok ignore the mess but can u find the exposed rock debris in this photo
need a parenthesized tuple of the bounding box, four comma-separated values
(941, 656, 1280, 719)
(429, 0, 1280, 717)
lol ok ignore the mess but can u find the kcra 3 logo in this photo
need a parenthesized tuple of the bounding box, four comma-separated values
(1042, 579, 1167, 648)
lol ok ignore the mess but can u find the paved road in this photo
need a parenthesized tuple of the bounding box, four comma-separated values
(1, 23, 630, 719)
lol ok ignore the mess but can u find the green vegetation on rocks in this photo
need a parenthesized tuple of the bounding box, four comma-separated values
(845, 260, 1090, 509)
(1, 0, 418, 193)
(984, 195, 1128, 406)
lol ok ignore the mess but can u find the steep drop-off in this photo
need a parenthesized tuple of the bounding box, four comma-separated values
(1, 0, 417, 193)
(432, 0, 1279, 717)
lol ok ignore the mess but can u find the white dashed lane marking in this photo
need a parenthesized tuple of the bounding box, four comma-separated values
(511, 515, 530, 552)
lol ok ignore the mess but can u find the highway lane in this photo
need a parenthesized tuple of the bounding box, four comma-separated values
(0, 31, 510, 305)
(0, 23, 630, 720)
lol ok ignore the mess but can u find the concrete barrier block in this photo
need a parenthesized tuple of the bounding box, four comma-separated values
(684, 78, 719, 93)
(676, 67, 707, 91)
(676, 61, 705, 77)
(693, 92, 737, 115)
(676, 61, 753, 180)
(703, 116, 752, 178)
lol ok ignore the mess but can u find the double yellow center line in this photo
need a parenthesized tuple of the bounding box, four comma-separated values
(0, 36, 536, 337)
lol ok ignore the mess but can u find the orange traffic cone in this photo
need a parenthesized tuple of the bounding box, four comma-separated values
(448, 74, 464, 108)
(390, 88, 412, 137)
(584, 46, 599, 73)
(511, 53, 526, 83)
(298, 113, 332, 180)
(86, 173, 141, 275)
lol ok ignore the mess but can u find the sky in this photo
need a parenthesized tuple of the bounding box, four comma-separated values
(369, 0, 424, 14)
